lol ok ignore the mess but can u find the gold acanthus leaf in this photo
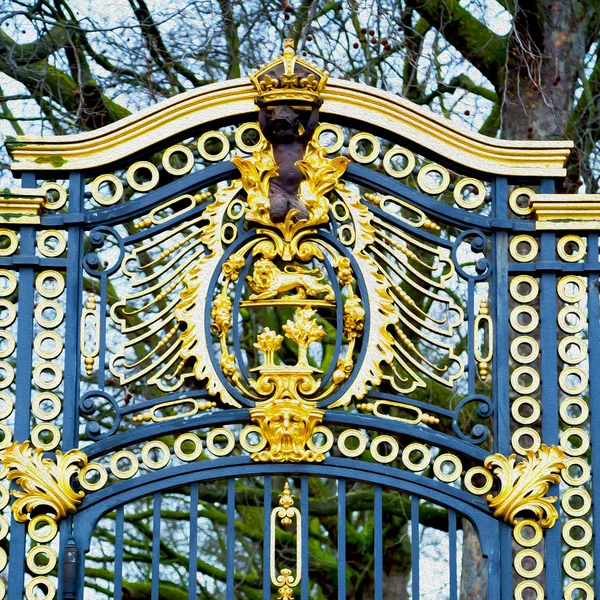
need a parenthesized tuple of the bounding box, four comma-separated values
(1, 441, 88, 522)
(484, 444, 566, 528)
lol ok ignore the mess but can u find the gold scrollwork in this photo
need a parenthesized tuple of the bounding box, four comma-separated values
(0, 441, 88, 522)
(483, 444, 566, 528)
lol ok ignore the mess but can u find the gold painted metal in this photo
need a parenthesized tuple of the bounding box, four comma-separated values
(141, 440, 171, 469)
(28, 514, 58, 543)
(558, 336, 587, 364)
(509, 235, 538, 262)
(198, 131, 230, 162)
(0, 270, 17, 296)
(348, 133, 380, 164)
(34, 300, 64, 329)
(510, 306, 539, 333)
(0, 188, 44, 223)
(511, 427, 541, 455)
(514, 581, 543, 600)
(81, 294, 99, 376)
(562, 457, 590, 486)
(235, 122, 262, 153)
(0, 230, 18, 256)
(511, 397, 541, 426)
(453, 177, 486, 209)
(357, 400, 439, 426)
(126, 161, 159, 192)
(32, 362, 62, 390)
(78, 462, 108, 491)
(37, 230, 66, 257)
(173, 433, 203, 461)
(239, 425, 267, 454)
(560, 427, 590, 456)
(370, 435, 399, 464)
(0, 441, 87, 522)
(475, 299, 493, 380)
(0, 515, 7, 540)
(0, 301, 17, 328)
(559, 397, 588, 426)
(27, 545, 57, 575)
(383, 147, 415, 179)
(25, 576, 55, 600)
(483, 444, 565, 527)
(561, 488, 591, 518)
(433, 454, 463, 483)
(562, 518, 593, 548)
(206, 428, 235, 457)
(563, 550, 593, 579)
(557, 275, 586, 303)
(110, 450, 139, 479)
(564, 582, 594, 600)
(91, 174, 123, 206)
(133, 398, 216, 424)
(514, 549, 543, 578)
(510, 336, 538, 364)
(305, 426, 334, 455)
(401, 443, 431, 472)
(510, 366, 540, 395)
(0, 331, 16, 359)
(31, 393, 61, 421)
(0, 392, 13, 420)
(0, 362, 14, 391)
(337, 429, 367, 458)
(41, 182, 67, 210)
(513, 519, 543, 547)
(270, 482, 302, 600)
(314, 124, 344, 154)
(559, 368, 588, 395)
(557, 235, 586, 262)
(463, 467, 494, 495)
(162, 144, 195, 174)
(530, 193, 600, 229)
(35, 271, 65, 299)
(510, 275, 539, 303)
(509, 187, 535, 216)
(31, 424, 61, 451)
(417, 163, 450, 194)
(558, 306, 586, 333)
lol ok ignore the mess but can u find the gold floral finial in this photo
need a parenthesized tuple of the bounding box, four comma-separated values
(1, 441, 88, 522)
(279, 482, 295, 524)
(254, 328, 284, 367)
(484, 444, 566, 528)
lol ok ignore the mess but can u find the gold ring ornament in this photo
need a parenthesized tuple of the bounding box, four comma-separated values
(564, 582, 594, 600)
(239, 425, 267, 454)
(141, 440, 171, 469)
(382, 147, 415, 178)
(557, 235, 586, 262)
(559, 397, 588, 426)
(174, 433, 203, 461)
(509, 187, 535, 216)
(453, 177, 486, 209)
(510, 366, 540, 395)
(37, 230, 67, 257)
(0, 392, 12, 420)
(34, 332, 63, 360)
(198, 131, 230, 162)
(511, 427, 541, 455)
(337, 429, 367, 457)
(559, 367, 588, 395)
(32, 362, 62, 390)
(463, 466, 493, 495)
(563, 550, 593, 580)
(558, 337, 587, 365)
(513, 519, 542, 547)
(560, 427, 590, 456)
(561, 488, 591, 518)
(91, 174, 124, 206)
(370, 435, 399, 464)
(306, 426, 334, 455)
(417, 164, 450, 194)
(401, 443, 431, 472)
(348, 133, 380, 164)
(126, 161, 160, 192)
(78, 463, 108, 491)
(31, 392, 61, 421)
(510, 275, 539, 303)
(41, 182, 67, 210)
(558, 306, 586, 333)
(433, 454, 462, 483)
(206, 428, 235, 456)
(0, 230, 18, 257)
(561, 457, 590, 486)
(511, 397, 541, 425)
(162, 144, 195, 175)
(110, 450, 139, 479)
(27, 546, 57, 575)
(28, 515, 58, 543)
(34, 300, 64, 329)
(0, 331, 15, 359)
(514, 549, 543, 578)
(510, 306, 539, 333)
(35, 271, 65, 299)
(314, 124, 344, 154)
(557, 276, 586, 303)
(25, 577, 55, 600)
(235, 123, 262, 153)
(562, 518, 592, 548)
(509, 235, 538, 262)
(31, 423, 61, 451)
(0, 363, 14, 391)
(514, 581, 543, 600)
(510, 336, 539, 364)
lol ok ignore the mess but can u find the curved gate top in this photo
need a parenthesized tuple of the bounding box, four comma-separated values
(0, 40, 596, 600)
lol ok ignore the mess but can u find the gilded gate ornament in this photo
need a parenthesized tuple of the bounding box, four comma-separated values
(0, 441, 88, 522)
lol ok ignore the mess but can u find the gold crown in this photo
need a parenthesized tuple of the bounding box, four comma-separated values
(250, 39, 328, 105)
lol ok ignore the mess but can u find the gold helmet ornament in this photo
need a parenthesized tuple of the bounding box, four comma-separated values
(249, 39, 328, 106)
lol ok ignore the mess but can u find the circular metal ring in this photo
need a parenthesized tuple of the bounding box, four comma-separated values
(35, 271, 65, 299)
(463, 467, 493, 495)
(126, 161, 160, 193)
(110, 450, 139, 479)
(513, 519, 543, 547)
(510, 306, 539, 333)
(562, 518, 593, 548)
(226, 199, 246, 221)
(562, 457, 591, 486)
(560, 427, 590, 456)
(25, 576, 55, 600)
(314, 124, 345, 154)
(382, 147, 416, 178)
(41, 182, 67, 210)
(511, 427, 541, 455)
(558, 276, 586, 303)
(564, 582, 594, 600)
(174, 433, 203, 461)
(91, 174, 124, 206)
(0, 331, 15, 359)
(206, 428, 235, 457)
(0, 486, 8, 510)
(79, 462, 108, 491)
(417, 164, 450, 195)
(0, 362, 14, 391)
(558, 235, 586, 262)
(220, 222, 238, 244)
(510, 366, 540, 395)
(453, 178, 486, 209)
(33, 362, 62, 390)
(0, 424, 12, 450)
(509, 187, 535, 216)
(510, 275, 539, 303)
(28, 514, 58, 543)
(514, 581, 543, 600)
(35, 300, 64, 329)
(27, 545, 57, 575)
(558, 337, 587, 365)
(562, 488, 591, 518)
(0, 515, 7, 540)
(31, 392, 61, 421)
(0, 270, 17, 296)
(331, 200, 349, 222)
(337, 224, 355, 246)
(31, 423, 60, 451)
(198, 131, 230, 162)
(559, 367, 588, 395)
(509, 235, 538, 262)
(510, 336, 539, 364)
(235, 123, 262, 153)
(511, 396, 541, 425)
(34, 332, 63, 360)
(0, 392, 13, 420)
(348, 133, 380, 164)
(162, 144, 195, 175)
(433, 454, 463, 483)
(563, 550, 593, 580)
(306, 426, 334, 455)
(337, 429, 367, 457)
(560, 397, 588, 426)
(401, 443, 431, 472)
(0, 301, 16, 330)
(0, 230, 18, 257)
(239, 425, 267, 454)
(37, 230, 66, 258)
(370, 435, 399, 464)
(141, 440, 171, 469)
(514, 550, 544, 579)
(558, 306, 586, 334)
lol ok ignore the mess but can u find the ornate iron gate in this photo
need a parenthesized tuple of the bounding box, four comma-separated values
(0, 42, 596, 599)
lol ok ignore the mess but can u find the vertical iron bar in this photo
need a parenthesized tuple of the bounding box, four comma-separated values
(113, 506, 125, 600)
(301, 476, 309, 600)
(411, 495, 419, 599)
(374, 485, 383, 600)
(188, 483, 199, 600)
(448, 509, 457, 600)
(151, 492, 161, 600)
(263, 475, 272, 600)
(226, 478, 235, 600)
(337, 479, 346, 600)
